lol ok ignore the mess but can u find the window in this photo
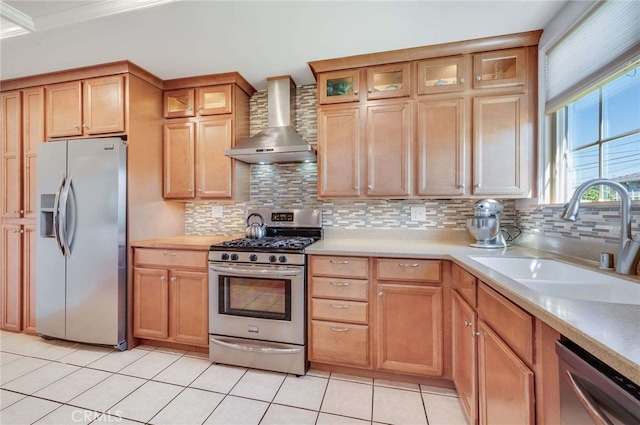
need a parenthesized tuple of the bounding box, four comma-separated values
(553, 63, 640, 202)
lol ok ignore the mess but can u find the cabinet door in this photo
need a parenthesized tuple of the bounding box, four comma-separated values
(164, 89, 195, 118)
(452, 291, 478, 425)
(473, 94, 528, 196)
(83, 75, 125, 135)
(473, 48, 526, 89)
(1, 91, 22, 219)
(416, 98, 467, 196)
(317, 106, 361, 197)
(169, 270, 208, 346)
(164, 121, 195, 199)
(196, 116, 233, 198)
(366, 101, 411, 197)
(318, 69, 360, 105)
(22, 223, 36, 334)
(196, 85, 232, 115)
(1, 222, 22, 331)
(418, 56, 468, 94)
(478, 320, 534, 425)
(375, 283, 443, 376)
(133, 267, 169, 340)
(22, 87, 45, 219)
(46, 81, 83, 138)
(366, 63, 411, 100)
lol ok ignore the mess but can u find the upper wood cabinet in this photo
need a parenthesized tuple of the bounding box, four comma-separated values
(164, 85, 233, 118)
(1, 88, 45, 220)
(162, 75, 254, 201)
(473, 48, 526, 89)
(46, 75, 125, 138)
(311, 32, 539, 199)
(418, 56, 469, 95)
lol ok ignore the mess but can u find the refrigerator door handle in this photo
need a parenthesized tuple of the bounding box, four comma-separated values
(53, 174, 66, 256)
(59, 175, 73, 258)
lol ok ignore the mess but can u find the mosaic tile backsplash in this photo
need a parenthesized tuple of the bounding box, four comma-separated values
(185, 84, 640, 248)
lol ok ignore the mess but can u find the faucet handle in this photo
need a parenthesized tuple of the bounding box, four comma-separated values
(599, 253, 614, 270)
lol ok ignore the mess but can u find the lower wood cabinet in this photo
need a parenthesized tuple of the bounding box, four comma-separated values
(132, 248, 208, 347)
(1, 220, 36, 334)
(452, 289, 478, 425)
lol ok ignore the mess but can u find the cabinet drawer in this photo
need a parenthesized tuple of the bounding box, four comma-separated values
(310, 277, 368, 301)
(311, 299, 368, 324)
(310, 256, 369, 279)
(134, 248, 207, 270)
(452, 263, 477, 307)
(310, 320, 369, 367)
(478, 283, 533, 365)
(377, 258, 441, 282)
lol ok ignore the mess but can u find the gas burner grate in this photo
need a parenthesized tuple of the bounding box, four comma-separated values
(219, 236, 318, 250)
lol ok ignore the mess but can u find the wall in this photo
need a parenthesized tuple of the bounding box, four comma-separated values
(185, 84, 639, 254)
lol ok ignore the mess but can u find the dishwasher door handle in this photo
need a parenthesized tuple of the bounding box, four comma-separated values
(566, 370, 614, 425)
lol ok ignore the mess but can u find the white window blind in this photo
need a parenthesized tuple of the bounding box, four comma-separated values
(545, 0, 640, 113)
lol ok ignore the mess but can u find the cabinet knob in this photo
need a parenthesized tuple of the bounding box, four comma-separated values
(458, 184, 465, 189)
(464, 320, 472, 327)
(368, 88, 373, 93)
(475, 184, 481, 188)
(171, 277, 177, 282)
(353, 90, 359, 95)
(82, 124, 89, 129)
(368, 185, 373, 190)
(188, 188, 193, 193)
(73, 124, 80, 130)
(160, 276, 166, 281)
(378, 292, 384, 297)
(20, 209, 24, 214)
(186, 106, 193, 111)
(354, 186, 359, 191)
(475, 75, 482, 81)
(460, 77, 466, 84)
(472, 330, 480, 337)
(198, 188, 203, 193)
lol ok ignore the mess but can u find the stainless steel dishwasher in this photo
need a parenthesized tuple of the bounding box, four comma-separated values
(556, 339, 640, 424)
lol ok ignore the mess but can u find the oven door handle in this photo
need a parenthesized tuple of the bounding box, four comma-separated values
(209, 265, 302, 277)
(210, 337, 303, 355)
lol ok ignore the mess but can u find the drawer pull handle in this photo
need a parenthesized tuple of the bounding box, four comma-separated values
(330, 282, 350, 287)
(398, 263, 419, 267)
(330, 304, 349, 309)
(163, 252, 177, 256)
(330, 260, 349, 264)
(330, 326, 349, 332)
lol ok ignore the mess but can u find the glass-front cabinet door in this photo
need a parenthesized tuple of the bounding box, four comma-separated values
(318, 69, 360, 104)
(473, 48, 525, 89)
(418, 56, 468, 94)
(164, 89, 195, 118)
(366, 63, 411, 100)
(196, 85, 233, 115)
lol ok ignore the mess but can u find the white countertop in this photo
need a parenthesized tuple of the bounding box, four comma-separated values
(306, 229, 640, 385)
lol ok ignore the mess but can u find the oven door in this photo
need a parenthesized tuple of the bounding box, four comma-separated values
(209, 262, 305, 345)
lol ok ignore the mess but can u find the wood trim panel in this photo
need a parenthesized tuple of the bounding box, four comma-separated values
(1, 60, 163, 91)
(163, 72, 256, 97)
(308, 30, 542, 76)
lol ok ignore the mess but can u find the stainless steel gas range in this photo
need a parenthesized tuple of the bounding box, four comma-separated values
(208, 209, 322, 375)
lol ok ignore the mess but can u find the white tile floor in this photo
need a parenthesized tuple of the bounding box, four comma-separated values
(0, 331, 468, 424)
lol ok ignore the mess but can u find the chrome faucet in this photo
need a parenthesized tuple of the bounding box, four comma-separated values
(561, 178, 640, 275)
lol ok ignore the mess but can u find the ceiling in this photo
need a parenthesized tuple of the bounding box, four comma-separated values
(0, 0, 568, 90)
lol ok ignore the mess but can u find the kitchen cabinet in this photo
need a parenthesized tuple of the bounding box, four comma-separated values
(452, 290, 478, 425)
(162, 76, 253, 201)
(0, 222, 35, 334)
(312, 34, 538, 199)
(308, 255, 371, 368)
(46, 75, 125, 138)
(133, 248, 209, 347)
(309, 255, 445, 378)
(317, 101, 412, 199)
(164, 85, 233, 118)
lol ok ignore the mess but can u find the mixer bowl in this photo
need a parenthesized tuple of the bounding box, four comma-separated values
(466, 217, 500, 241)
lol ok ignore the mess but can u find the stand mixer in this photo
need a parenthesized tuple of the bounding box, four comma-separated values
(466, 199, 507, 249)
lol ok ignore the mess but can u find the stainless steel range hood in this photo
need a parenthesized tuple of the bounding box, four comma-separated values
(225, 76, 316, 164)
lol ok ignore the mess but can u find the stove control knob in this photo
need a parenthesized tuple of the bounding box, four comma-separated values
(269, 255, 277, 263)
(230, 254, 239, 261)
(279, 255, 287, 263)
(249, 254, 258, 262)
(221, 253, 229, 261)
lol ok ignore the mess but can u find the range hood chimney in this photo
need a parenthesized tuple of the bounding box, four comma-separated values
(224, 76, 316, 164)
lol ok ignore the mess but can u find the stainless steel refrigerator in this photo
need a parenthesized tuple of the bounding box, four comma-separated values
(36, 137, 127, 350)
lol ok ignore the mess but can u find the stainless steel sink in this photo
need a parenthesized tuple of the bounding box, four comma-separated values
(468, 256, 640, 305)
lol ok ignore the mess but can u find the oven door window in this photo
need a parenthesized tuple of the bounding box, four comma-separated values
(219, 276, 291, 321)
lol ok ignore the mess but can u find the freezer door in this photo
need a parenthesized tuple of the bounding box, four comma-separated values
(36, 141, 68, 339)
(65, 138, 127, 347)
